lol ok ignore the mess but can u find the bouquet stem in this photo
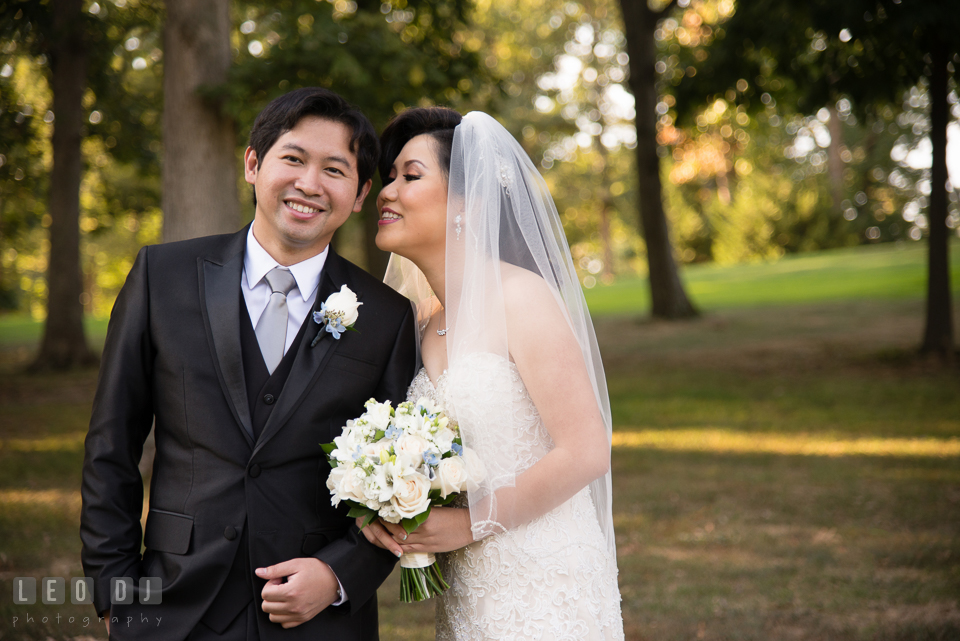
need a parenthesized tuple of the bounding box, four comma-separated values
(399, 552, 449, 602)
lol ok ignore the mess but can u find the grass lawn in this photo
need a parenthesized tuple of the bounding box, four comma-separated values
(584, 239, 960, 315)
(1, 242, 959, 639)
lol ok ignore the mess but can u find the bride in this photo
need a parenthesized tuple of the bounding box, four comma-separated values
(360, 107, 624, 640)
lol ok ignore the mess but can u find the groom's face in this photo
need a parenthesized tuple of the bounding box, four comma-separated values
(244, 116, 372, 263)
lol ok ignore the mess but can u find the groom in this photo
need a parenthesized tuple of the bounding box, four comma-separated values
(80, 88, 416, 640)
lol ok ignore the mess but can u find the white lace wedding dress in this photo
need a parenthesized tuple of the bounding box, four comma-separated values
(406, 353, 624, 641)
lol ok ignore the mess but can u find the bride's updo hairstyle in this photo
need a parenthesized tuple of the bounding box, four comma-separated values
(378, 107, 462, 184)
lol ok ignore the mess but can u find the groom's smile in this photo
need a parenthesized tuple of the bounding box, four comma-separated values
(244, 115, 372, 265)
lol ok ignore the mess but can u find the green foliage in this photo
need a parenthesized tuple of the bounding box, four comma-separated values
(0, 0, 164, 318)
(223, 0, 486, 134)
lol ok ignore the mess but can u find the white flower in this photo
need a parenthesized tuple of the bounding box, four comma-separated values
(395, 433, 431, 463)
(326, 467, 348, 505)
(461, 447, 486, 491)
(325, 285, 362, 326)
(390, 471, 432, 519)
(364, 403, 393, 432)
(378, 503, 401, 524)
(433, 427, 456, 454)
(432, 457, 467, 498)
(362, 439, 394, 462)
(337, 469, 367, 504)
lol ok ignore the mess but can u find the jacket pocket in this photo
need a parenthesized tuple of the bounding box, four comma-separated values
(301, 527, 345, 556)
(329, 353, 379, 380)
(143, 509, 194, 555)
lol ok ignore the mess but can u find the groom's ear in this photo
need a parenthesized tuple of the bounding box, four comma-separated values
(244, 147, 259, 185)
(352, 179, 373, 213)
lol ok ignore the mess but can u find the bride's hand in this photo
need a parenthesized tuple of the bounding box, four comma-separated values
(397, 507, 473, 554)
(356, 508, 473, 556)
(356, 518, 404, 557)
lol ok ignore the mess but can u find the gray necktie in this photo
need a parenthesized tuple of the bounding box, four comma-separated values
(255, 267, 298, 375)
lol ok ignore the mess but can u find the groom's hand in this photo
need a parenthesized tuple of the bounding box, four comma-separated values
(256, 558, 339, 628)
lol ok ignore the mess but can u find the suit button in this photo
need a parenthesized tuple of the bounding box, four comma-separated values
(224, 526, 237, 541)
(249, 464, 261, 478)
(263, 394, 275, 405)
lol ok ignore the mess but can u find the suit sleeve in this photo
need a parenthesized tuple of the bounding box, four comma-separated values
(80, 246, 156, 615)
(314, 299, 418, 613)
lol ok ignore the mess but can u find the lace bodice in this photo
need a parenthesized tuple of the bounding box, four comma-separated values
(407, 353, 553, 481)
(406, 355, 624, 641)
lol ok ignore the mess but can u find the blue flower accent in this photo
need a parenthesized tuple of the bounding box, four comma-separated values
(351, 445, 363, 461)
(451, 442, 464, 456)
(312, 302, 348, 343)
(385, 425, 402, 439)
(423, 451, 440, 466)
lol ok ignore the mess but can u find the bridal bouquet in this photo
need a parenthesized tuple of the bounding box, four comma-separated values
(323, 397, 483, 602)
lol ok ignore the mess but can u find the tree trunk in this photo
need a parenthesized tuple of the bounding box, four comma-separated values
(593, 137, 616, 279)
(618, 0, 697, 318)
(31, 0, 96, 371)
(827, 104, 845, 214)
(920, 41, 954, 360)
(162, 0, 239, 242)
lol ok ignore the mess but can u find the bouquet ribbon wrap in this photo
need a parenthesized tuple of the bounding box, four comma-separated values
(400, 552, 436, 569)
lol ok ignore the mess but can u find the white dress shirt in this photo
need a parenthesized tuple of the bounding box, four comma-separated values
(241, 225, 327, 355)
(240, 224, 349, 605)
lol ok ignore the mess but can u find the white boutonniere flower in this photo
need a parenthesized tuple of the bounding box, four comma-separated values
(311, 285, 362, 346)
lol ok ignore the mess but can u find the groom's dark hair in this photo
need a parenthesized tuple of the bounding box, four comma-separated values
(248, 87, 379, 200)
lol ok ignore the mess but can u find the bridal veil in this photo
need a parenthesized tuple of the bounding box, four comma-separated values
(384, 111, 616, 555)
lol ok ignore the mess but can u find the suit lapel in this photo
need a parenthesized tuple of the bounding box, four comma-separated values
(199, 227, 255, 447)
(252, 249, 350, 457)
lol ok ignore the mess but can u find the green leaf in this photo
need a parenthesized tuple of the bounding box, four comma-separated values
(321, 442, 336, 456)
(358, 512, 377, 530)
(401, 505, 432, 534)
(346, 505, 375, 521)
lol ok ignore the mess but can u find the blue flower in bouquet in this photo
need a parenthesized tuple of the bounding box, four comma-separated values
(451, 442, 463, 456)
(423, 451, 440, 466)
(385, 424, 402, 439)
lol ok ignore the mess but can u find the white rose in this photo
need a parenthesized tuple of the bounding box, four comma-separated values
(326, 285, 362, 326)
(337, 469, 367, 504)
(362, 439, 394, 462)
(395, 434, 430, 461)
(461, 447, 486, 491)
(431, 457, 467, 498)
(390, 471, 432, 519)
(326, 466, 347, 505)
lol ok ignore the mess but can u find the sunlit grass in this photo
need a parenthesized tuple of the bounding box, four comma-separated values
(586, 239, 960, 315)
(0, 433, 86, 452)
(612, 428, 960, 458)
(0, 488, 81, 510)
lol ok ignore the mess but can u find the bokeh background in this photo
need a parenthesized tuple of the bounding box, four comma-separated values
(1, 0, 958, 639)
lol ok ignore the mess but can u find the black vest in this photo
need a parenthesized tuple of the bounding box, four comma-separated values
(199, 293, 313, 634)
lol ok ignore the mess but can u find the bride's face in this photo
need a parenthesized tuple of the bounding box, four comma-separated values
(375, 134, 448, 262)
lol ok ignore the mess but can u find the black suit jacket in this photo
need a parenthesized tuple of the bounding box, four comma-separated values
(80, 226, 417, 640)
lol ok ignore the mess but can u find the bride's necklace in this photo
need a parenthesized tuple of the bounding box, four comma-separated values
(437, 310, 449, 337)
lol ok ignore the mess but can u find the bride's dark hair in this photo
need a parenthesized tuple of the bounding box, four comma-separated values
(379, 107, 462, 184)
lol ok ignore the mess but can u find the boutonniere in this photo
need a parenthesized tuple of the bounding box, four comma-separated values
(311, 285, 362, 346)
